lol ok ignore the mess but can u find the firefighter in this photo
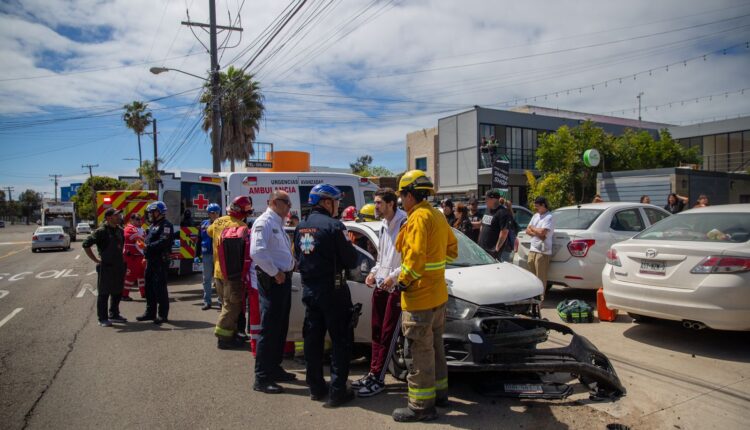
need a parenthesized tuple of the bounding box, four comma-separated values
(122, 213, 146, 301)
(82, 208, 127, 327)
(200, 203, 222, 310)
(136, 201, 174, 324)
(392, 170, 457, 422)
(341, 206, 357, 221)
(294, 184, 359, 407)
(359, 203, 377, 222)
(210, 196, 253, 350)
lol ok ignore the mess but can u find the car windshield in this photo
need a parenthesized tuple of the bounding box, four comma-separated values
(552, 209, 604, 230)
(448, 228, 496, 267)
(635, 212, 750, 243)
(77, 223, 88, 227)
(37, 227, 63, 233)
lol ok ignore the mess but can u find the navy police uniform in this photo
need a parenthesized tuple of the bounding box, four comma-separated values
(294, 206, 358, 401)
(143, 217, 174, 321)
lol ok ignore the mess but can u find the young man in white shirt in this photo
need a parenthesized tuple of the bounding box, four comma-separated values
(250, 190, 297, 394)
(355, 188, 407, 397)
(526, 196, 554, 293)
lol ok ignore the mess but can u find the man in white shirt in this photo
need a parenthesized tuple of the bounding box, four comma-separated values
(354, 188, 407, 397)
(250, 190, 297, 394)
(526, 196, 554, 293)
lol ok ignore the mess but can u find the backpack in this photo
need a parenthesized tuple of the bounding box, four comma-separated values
(217, 225, 251, 282)
(556, 299, 594, 323)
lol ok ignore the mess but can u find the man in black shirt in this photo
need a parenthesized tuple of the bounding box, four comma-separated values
(477, 190, 511, 261)
(467, 197, 483, 243)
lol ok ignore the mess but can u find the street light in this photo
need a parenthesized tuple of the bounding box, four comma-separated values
(150, 65, 221, 173)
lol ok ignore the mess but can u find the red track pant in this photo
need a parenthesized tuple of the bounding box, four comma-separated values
(123, 254, 145, 298)
(370, 288, 402, 381)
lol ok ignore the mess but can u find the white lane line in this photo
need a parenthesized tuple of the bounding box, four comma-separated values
(75, 254, 80, 260)
(0, 308, 23, 329)
(0, 241, 31, 246)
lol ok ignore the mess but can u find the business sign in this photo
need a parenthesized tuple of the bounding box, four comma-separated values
(491, 158, 510, 192)
(245, 160, 273, 168)
(61, 187, 72, 202)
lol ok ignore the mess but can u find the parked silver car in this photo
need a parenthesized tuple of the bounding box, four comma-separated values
(76, 222, 92, 234)
(32, 226, 71, 252)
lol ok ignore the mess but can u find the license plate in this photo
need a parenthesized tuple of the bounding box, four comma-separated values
(169, 259, 179, 269)
(640, 260, 666, 275)
(503, 384, 544, 394)
(45, 237, 52, 241)
(192, 262, 203, 272)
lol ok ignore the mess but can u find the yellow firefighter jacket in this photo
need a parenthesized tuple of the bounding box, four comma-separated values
(396, 200, 458, 311)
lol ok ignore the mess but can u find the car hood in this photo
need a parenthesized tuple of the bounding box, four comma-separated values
(445, 263, 544, 305)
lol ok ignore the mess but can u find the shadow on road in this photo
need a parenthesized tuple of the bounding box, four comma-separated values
(113, 319, 215, 333)
(622, 322, 750, 362)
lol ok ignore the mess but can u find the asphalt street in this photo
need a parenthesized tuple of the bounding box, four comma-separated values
(0, 223, 748, 429)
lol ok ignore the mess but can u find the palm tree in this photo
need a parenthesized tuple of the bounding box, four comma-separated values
(122, 101, 153, 177)
(201, 66, 265, 172)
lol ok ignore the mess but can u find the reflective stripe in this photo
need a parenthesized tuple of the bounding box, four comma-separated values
(294, 341, 304, 352)
(408, 386, 436, 400)
(424, 260, 446, 271)
(250, 334, 260, 340)
(400, 264, 421, 279)
(446, 255, 455, 263)
(436, 377, 448, 391)
(249, 325, 262, 331)
(214, 326, 234, 337)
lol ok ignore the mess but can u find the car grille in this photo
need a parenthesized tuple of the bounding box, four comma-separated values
(476, 303, 534, 318)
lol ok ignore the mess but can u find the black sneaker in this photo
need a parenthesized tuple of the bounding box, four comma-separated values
(351, 373, 374, 389)
(217, 337, 246, 350)
(135, 314, 156, 322)
(274, 370, 297, 382)
(120, 296, 133, 302)
(108, 315, 128, 323)
(324, 389, 355, 408)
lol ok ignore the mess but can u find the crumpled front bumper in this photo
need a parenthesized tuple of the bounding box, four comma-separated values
(443, 316, 626, 400)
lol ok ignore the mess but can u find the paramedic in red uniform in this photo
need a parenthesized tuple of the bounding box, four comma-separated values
(122, 213, 146, 300)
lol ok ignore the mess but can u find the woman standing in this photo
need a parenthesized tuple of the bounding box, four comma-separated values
(664, 193, 689, 214)
(453, 203, 473, 238)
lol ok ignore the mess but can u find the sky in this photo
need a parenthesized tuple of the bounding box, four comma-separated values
(1, 0, 749, 198)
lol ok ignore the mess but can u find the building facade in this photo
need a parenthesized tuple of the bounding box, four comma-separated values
(668, 116, 750, 173)
(406, 127, 438, 184)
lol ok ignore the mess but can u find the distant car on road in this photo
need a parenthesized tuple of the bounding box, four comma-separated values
(603, 204, 750, 331)
(514, 202, 670, 291)
(76, 222, 91, 234)
(0, 220, 5, 228)
(32, 226, 71, 252)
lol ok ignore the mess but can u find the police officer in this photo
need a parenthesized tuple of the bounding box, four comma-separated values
(82, 208, 127, 327)
(136, 201, 174, 324)
(251, 190, 296, 394)
(294, 184, 359, 407)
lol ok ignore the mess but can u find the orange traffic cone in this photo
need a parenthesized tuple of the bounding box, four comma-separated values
(597, 287, 619, 322)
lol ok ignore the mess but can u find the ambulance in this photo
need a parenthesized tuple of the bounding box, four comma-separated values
(224, 172, 378, 219)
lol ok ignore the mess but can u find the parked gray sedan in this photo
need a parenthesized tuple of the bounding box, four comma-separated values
(32, 226, 71, 252)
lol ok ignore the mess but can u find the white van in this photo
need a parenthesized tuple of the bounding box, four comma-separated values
(225, 172, 378, 218)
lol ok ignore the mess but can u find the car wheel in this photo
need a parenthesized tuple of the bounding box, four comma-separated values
(628, 313, 654, 323)
(32, 248, 38, 253)
(388, 334, 409, 382)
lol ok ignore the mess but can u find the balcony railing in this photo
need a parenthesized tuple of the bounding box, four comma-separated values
(479, 146, 536, 170)
(700, 151, 749, 172)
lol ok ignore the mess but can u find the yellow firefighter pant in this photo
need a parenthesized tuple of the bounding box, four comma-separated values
(214, 278, 244, 339)
(401, 303, 448, 411)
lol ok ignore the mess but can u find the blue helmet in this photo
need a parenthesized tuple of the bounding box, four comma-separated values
(308, 184, 343, 206)
(206, 203, 221, 214)
(146, 201, 167, 214)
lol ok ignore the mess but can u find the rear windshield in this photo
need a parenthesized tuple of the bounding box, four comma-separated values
(552, 209, 604, 230)
(635, 212, 750, 243)
(38, 226, 63, 233)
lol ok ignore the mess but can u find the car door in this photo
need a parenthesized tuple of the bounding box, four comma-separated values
(608, 207, 647, 252)
(642, 207, 671, 227)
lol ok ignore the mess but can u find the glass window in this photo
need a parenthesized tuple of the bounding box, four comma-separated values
(514, 207, 533, 229)
(729, 132, 743, 171)
(299, 185, 355, 218)
(181, 182, 223, 227)
(636, 212, 750, 243)
(690, 137, 702, 155)
(610, 209, 645, 232)
(715, 133, 728, 171)
(702, 135, 715, 170)
(644, 208, 670, 225)
(552, 209, 604, 230)
(415, 157, 427, 171)
(448, 228, 496, 267)
(744, 131, 750, 168)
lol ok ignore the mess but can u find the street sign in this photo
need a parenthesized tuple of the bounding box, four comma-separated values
(245, 160, 273, 168)
(492, 158, 510, 191)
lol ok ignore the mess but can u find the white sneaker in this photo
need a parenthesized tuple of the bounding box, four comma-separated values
(357, 378, 385, 397)
(98, 320, 113, 327)
(352, 373, 374, 389)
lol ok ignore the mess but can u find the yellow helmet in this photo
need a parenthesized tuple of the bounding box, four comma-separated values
(359, 203, 377, 221)
(398, 169, 435, 195)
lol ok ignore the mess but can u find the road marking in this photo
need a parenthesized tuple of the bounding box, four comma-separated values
(0, 246, 31, 261)
(0, 290, 8, 299)
(75, 254, 80, 260)
(0, 308, 23, 328)
(76, 283, 97, 297)
(0, 241, 31, 246)
(36, 270, 64, 279)
(8, 272, 33, 282)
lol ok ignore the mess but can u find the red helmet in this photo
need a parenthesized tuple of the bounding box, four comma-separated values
(228, 195, 253, 218)
(341, 206, 357, 221)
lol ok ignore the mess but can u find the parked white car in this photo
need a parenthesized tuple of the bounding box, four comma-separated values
(76, 222, 91, 234)
(514, 202, 670, 290)
(603, 204, 750, 331)
(32, 226, 71, 252)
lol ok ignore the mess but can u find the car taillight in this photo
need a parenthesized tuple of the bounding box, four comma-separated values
(568, 239, 595, 257)
(59, 235, 65, 240)
(606, 248, 621, 267)
(32, 235, 38, 241)
(514, 237, 519, 253)
(691, 256, 750, 274)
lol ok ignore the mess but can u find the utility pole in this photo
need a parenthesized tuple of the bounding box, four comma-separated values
(182, 1, 242, 172)
(49, 174, 62, 202)
(152, 118, 159, 189)
(637, 92, 644, 123)
(82, 164, 98, 179)
(3, 186, 13, 202)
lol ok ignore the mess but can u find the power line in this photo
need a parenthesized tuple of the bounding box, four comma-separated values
(602, 87, 750, 117)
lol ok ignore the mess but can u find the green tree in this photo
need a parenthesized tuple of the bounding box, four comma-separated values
(201, 66, 265, 172)
(527, 122, 700, 209)
(350, 155, 394, 177)
(350, 155, 373, 173)
(136, 159, 162, 190)
(18, 189, 42, 224)
(122, 101, 153, 177)
(71, 176, 128, 221)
